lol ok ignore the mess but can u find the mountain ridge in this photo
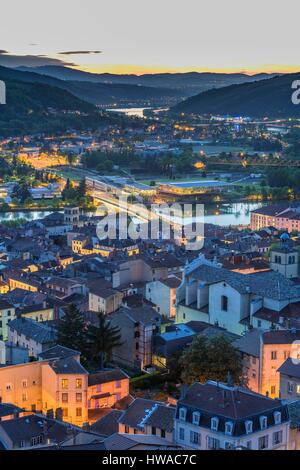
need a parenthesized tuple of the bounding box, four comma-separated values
(173, 73, 300, 118)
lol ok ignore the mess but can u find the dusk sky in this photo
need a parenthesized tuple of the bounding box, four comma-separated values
(1, 0, 299, 74)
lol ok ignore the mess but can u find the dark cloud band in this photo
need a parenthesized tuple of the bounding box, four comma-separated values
(58, 50, 102, 55)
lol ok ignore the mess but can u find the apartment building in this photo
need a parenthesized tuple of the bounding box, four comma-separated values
(145, 276, 181, 318)
(235, 329, 300, 398)
(250, 204, 300, 232)
(175, 381, 290, 450)
(0, 346, 88, 426)
(110, 306, 161, 369)
(87, 368, 129, 410)
(176, 262, 300, 336)
(88, 285, 123, 314)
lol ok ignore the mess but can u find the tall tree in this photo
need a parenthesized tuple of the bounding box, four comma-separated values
(179, 334, 243, 385)
(57, 303, 87, 354)
(86, 312, 123, 369)
(78, 178, 87, 198)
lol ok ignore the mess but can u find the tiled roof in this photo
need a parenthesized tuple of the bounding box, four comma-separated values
(91, 410, 123, 436)
(262, 329, 300, 345)
(102, 433, 180, 450)
(143, 404, 175, 432)
(88, 368, 128, 386)
(0, 403, 23, 418)
(0, 414, 80, 445)
(251, 204, 291, 216)
(278, 358, 300, 379)
(8, 318, 56, 344)
(111, 306, 160, 326)
(0, 300, 13, 310)
(189, 264, 300, 300)
(177, 382, 288, 436)
(119, 398, 160, 429)
(38, 345, 80, 361)
(233, 329, 263, 357)
(49, 356, 88, 375)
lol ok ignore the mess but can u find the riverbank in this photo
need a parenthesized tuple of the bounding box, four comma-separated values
(0, 201, 265, 227)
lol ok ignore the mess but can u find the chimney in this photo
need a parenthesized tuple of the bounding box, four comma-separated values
(55, 407, 63, 421)
(46, 409, 54, 420)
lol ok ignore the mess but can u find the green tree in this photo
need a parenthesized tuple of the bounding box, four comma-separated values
(86, 312, 123, 369)
(57, 304, 88, 355)
(179, 335, 242, 385)
(77, 178, 87, 198)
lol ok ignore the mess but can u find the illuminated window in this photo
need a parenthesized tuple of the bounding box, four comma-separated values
(61, 379, 68, 389)
(271, 351, 277, 360)
(76, 393, 82, 403)
(76, 378, 82, 389)
(116, 381, 121, 389)
(62, 393, 68, 403)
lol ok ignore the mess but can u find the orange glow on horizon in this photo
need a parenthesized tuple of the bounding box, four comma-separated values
(71, 63, 300, 76)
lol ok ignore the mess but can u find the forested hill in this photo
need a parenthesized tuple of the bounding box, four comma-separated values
(173, 73, 300, 117)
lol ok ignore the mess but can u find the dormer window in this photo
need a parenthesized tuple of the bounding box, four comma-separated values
(192, 412, 200, 426)
(260, 415, 267, 430)
(245, 420, 253, 434)
(225, 421, 233, 436)
(179, 407, 187, 421)
(211, 417, 219, 431)
(274, 411, 281, 425)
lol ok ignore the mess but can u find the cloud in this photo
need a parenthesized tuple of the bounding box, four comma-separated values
(0, 53, 75, 67)
(58, 50, 102, 55)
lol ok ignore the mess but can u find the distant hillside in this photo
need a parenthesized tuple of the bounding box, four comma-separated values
(17, 66, 277, 96)
(173, 73, 300, 118)
(0, 74, 134, 136)
(5, 66, 183, 106)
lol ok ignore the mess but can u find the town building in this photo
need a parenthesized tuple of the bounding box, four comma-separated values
(175, 381, 290, 450)
(0, 300, 16, 341)
(250, 204, 300, 232)
(234, 329, 300, 398)
(8, 318, 57, 358)
(110, 306, 161, 370)
(176, 261, 300, 336)
(88, 285, 123, 315)
(118, 398, 175, 442)
(278, 358, 300, 400)
(145, 276, 181, 318)
(87, 369, 129, 412)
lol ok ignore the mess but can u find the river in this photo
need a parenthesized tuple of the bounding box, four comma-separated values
(0, 202, 265, 227)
